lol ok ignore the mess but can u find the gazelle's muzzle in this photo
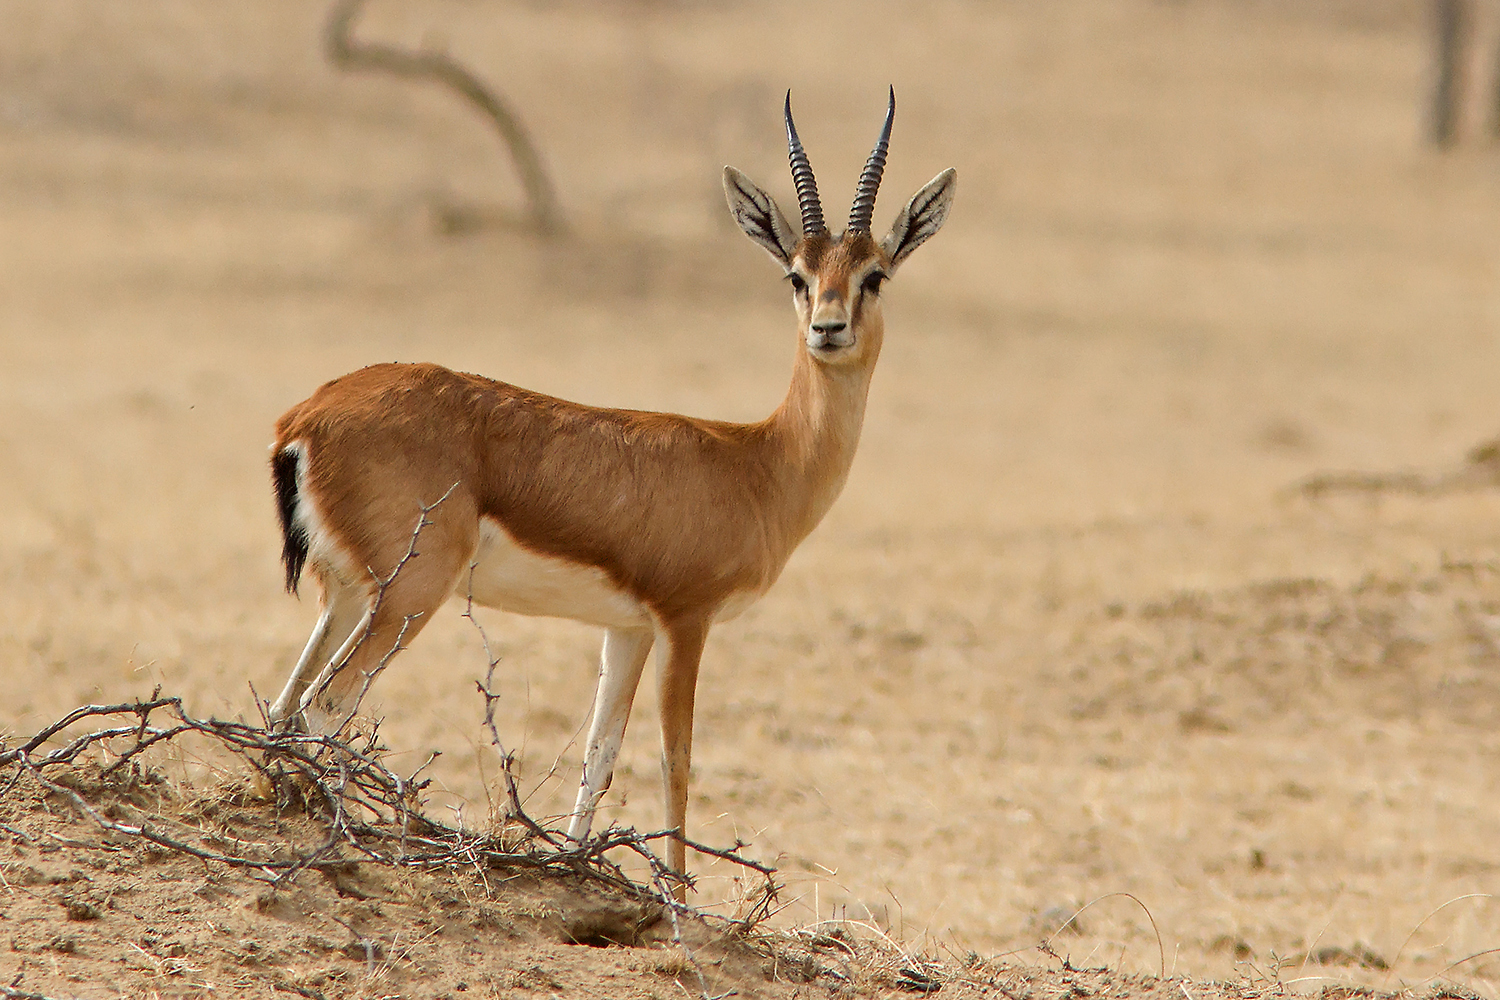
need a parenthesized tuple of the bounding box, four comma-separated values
(808, 302, 853, 352)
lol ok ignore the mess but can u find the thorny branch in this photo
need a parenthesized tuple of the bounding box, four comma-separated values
(0, 694, 778, 920)
(323, 0, 561, 234)
(471, 603, 565, 850)
(1, 498, 779, 962)
(463, 571, 777, 877)
(4, 975, 71, 1000)
(1, 494, 779, 1000)
(304, 483, 458, 736)
(460, 575, 778, 1000)
(466, 598, 711, 996)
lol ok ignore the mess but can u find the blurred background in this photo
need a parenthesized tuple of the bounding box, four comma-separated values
(6, 0, 1500, 990)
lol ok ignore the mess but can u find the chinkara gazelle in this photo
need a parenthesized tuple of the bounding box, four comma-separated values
(266, 88, 955, 886)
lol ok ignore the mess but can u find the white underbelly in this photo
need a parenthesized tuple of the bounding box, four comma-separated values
(461, 518, 652, 629)
(713, 588, 760, 623)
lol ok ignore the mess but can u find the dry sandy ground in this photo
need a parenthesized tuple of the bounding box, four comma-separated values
(0, 754, 1474, 1000)
(6, 0, 1500, 995)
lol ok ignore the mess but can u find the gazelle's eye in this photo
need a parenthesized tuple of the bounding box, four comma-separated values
(788, 273, 808, 295)
(861, 272, 887, 296)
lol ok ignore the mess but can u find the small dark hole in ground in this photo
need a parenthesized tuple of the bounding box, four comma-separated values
(566, 931, 628, 948)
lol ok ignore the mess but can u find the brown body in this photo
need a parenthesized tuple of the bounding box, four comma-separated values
(277, 337, 870, 623)
(267, 90, 955, 887)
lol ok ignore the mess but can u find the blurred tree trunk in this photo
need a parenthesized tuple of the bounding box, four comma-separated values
(1491, 13, 1500, 138)
(324, 0, 561, 234)
(1430, 0, 1469, 147)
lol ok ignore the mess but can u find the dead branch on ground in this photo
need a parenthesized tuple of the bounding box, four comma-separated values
(3, 977, 71, 1000)
(0, 493, 779, 1000)
(0, 693, 778, 937)
(0, 491, 778, 953)
(1293, 436, 1500, 499)
(462, 571, 780, 990)
(324, 0, 561, 234)
(298, 483, 459, 738)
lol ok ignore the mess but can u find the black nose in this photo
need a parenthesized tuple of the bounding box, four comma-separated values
(812, 320, 847, 334)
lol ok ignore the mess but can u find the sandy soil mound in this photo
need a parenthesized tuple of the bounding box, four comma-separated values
(0, 743, 1464, 1000)
(0, 753, 792, 998)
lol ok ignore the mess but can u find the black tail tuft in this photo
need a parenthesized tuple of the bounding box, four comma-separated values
(271, 445, 309, 595)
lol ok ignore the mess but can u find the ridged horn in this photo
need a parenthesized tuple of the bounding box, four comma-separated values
(847, 86, 896, 234)
(784, 91, 826, 237)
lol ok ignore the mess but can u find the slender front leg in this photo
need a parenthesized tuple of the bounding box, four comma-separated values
(656, 619, 710, 896)
(566, 626, 654, 842)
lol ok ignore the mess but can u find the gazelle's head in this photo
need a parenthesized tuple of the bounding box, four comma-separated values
(724, 88, 956, 368)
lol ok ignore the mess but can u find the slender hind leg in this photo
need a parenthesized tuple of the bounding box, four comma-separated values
(298, 539, 472, 735)
(268, 574, 369, 728)
(566, 626, 655, 841)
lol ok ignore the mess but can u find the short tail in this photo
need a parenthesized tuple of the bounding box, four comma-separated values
(270, 444, 310, 595)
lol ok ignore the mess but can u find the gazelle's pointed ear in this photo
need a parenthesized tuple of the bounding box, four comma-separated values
(881, 167, 956, 270)
(724, 166, 799, 268)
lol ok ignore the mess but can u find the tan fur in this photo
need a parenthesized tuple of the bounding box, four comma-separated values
(267, 122, 954, 889)
(274, 315, 877, 621)
(269, 244, 882, 875)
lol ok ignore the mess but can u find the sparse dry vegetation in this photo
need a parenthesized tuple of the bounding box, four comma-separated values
(2, 704, 1491, 998)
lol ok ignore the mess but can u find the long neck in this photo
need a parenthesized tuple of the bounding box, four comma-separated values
(761, 343, 877, 547)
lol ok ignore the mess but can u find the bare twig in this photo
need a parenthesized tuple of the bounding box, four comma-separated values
(304, 483, 458, 736)
(464, 564, 580, 854)
(3, 694, 778, 933)
(323, 0, 561, 233)
(4, 480, 780, 991)
(0, 694, 180, 767)
(1383, 893, 1495, 990)
(4, 975, 72, 1000)
(1040, 891, 1165, 979)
